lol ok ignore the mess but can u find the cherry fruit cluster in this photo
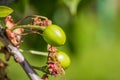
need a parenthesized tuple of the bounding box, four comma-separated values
(0, 5, 71, 80)
(5, 15, 71, 79)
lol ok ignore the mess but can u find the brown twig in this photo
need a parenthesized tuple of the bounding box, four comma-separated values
(0, 24, 42, 80)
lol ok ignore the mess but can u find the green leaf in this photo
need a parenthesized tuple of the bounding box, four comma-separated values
(63, 0, 81, 15)
(0, 6, 13, 17)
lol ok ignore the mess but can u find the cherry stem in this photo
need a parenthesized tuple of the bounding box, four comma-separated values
(11, 25, 46, 31)
(15, 15, 48, 25)
(20, 49, 48, 57)
(15, 16, 33, 25)
(32, 66, 50, 74)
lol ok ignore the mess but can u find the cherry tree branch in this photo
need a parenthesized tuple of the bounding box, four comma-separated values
(0, 24, 42, 80)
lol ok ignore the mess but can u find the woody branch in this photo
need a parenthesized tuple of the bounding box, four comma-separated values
(0, 24, 42, 80)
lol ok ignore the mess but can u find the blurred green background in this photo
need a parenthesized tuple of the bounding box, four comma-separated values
(1, 0, 120, 80)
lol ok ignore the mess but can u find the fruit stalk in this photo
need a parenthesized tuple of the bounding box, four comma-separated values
(11, 25, 46, 31)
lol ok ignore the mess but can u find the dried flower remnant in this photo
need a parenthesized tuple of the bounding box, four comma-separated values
(47, 45, 65, 76)
(5, 16, 24, 48)
(33, 16, 52, 27)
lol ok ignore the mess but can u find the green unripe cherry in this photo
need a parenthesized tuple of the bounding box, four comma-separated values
(57, 51, 71, 69)
(43, 25, 66, 46)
